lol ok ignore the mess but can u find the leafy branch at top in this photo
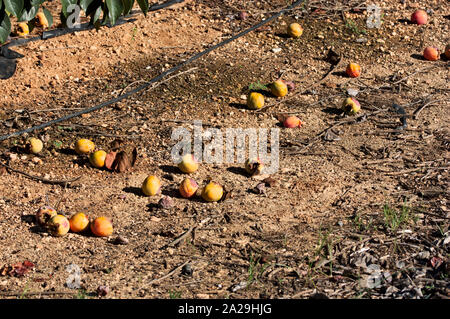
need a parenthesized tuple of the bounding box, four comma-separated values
(0, 0, 151, 43)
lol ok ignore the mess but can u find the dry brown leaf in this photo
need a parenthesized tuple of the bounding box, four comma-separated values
(105, 147, 137, 173)
(114, 151, 131, 173)
(105, 151, 117, 170)
(110, 139, 123, 151)
(131, 147, 137, 167)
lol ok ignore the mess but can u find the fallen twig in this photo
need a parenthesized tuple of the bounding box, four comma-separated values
(413, 99, 446, 119)
(0, 291, 75, 297)
(118, 67, 198, 96)
(0, 161, 81, 186)
(166, 226, 196, 248)
(148, 261, 190, 285)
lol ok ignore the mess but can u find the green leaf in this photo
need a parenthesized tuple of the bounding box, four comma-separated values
(105, 0, 123, 26)
(89, 4, 101, 25)
(121, 0, 133, 15)
(4, 0, 24, 17)
(42, 7, 52, 27)
(0, 10, 11, 43)
(30, 0, 44, 7)
(84, 0, 102, 16)
(79, 0, 94, 12)
(136, 0, 148, 16)
(100, 4, 108, 25)
(18, 5, 37, 21)
(60, 0, 77, 18)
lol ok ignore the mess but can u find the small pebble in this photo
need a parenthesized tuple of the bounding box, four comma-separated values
(97, 285, 109, 297)
(238, 11, 249, 20)
(158, 196, 174, 209)
(182, 263, 193, 276)
(347, 88, 359, 96)
(271, 47, 282, 53)
(113, 235, 129, 245)
(253, 183, 266, 194)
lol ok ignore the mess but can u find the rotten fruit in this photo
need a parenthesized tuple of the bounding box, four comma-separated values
(35, 206, 57, 226)
(245, 157, 263, 176)
(445, 44, 450, 59)
(17, 23, 29, 37)
(342, 97, 361, 115)
(179, 178, 199, 198)
(36, 12, 49, 28)
(47, 214, 70, 237)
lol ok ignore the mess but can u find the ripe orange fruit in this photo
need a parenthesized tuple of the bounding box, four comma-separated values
(69, 212, 90, 233)
(283, 116, 302, 128)
(142, 175, 161, 196)
(90, 216, 113, 237)
(17, 23, 29, 37)
(36, 12, 49, 28)
(178, 154, 199, 173)
(411, 9, 427, 25)
(269, 80, 288, 98)
(247, 92, 265, 110)
(26, 137, 43, 154)
(201, 182, 224, 202)
(287, 23, 303, 38)
(346, 63, 361, 78)
(74, 139, 95, 155)
(423, 46, 440, 61)
(89, 150, 107, 168)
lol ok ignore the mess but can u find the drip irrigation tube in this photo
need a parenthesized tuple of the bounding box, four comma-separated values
(0, 0, 306, 142)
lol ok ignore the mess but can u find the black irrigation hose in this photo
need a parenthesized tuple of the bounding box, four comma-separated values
(0, 0, 306, 142)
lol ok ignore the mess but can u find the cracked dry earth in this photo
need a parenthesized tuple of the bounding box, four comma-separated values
(0, 0, 449, 299)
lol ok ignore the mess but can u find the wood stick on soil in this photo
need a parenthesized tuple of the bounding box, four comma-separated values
(413, 99, 445, 119)
(0, 291, 75, 297)
(148, 261, 190, 285)
(164, 226, 196, 248)
(0, 161, 81, 186)
(119, 67, 199, 96)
